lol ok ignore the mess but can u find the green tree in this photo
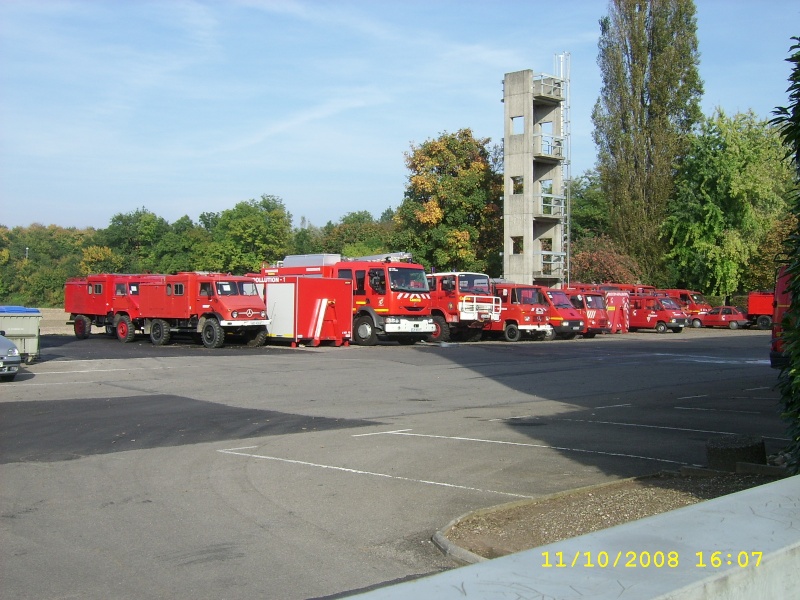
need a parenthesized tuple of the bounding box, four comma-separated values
(663, 110, 794, 295)
(201, 195, 292, 273)
(569, 169, 610, 242)
(321, 211, 391, 256)
(592, 0, 703, 283)
(100, 208, 171, 272)
(392, 128, 502, 272)
(771, 37, 800, 474)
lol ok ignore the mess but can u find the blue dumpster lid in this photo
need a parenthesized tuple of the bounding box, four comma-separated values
(0, 305, 42, 315)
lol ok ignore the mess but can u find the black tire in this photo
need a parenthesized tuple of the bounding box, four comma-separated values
(503, 323, 521, 342)
(691, 318, 703, 328)
(426, 315, 450, 343)
(756, 315, 772, 330)
(116, 314, 135, 343)
(655, 321, 668, 334)
(246, 328, 268, 347)
(728, 320, 740, 330)
(353, 315, 378, 346)
(201, 318, 225, 348)
(150, 319, 171, 346)
(73, 315, 91, 339)
(105, 324, 116, 337)
(542, 327, 556, 341)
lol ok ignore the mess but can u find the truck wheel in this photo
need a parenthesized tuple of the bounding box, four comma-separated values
(503, 323, 521, 342)
(691, 318, 702, 328)
(353, 315, 378, 346)
(201, 319, 225, 348)
(655, 322, 668, 334)
(542, 327, 556, 341)
(150, 319, 171, 346)
(246, 328, 268, 347)
(116, 315, 135, 343)
(728, 320, 740, 330)
(426, 315, 450, 343)
(756, 315, 772, 330)
(73, 315, 91, 339)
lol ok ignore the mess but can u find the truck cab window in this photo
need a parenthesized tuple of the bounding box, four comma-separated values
(199, 282, 214, 296)
(368, 269, 386, 295)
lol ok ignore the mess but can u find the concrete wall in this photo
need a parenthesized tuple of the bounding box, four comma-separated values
(349, 475, 799, 599)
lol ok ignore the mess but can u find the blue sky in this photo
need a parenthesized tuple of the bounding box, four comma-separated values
(1, 0, 798, 230)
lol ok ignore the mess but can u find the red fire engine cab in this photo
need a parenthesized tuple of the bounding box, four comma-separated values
(262, 253, 434, 346)
(487, 282, 552, 342)
(65, 272, 270, 348)
(425, 272, 501, 342)
(566, 289, 611, 338)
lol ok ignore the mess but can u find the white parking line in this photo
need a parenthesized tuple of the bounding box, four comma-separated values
(217, 448, 533, 499)
(674, 407, 761, 414)
(554, 417, 739, 435)
(360, 430, 693, 466)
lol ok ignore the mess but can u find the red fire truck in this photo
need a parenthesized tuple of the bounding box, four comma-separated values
(261, 253, 434, 346)
(543, 288, 587, 339)
(770, 265, 791, 369)
(628, 294, 688, 333)
(566, 289, 611, 338)
(485, 282, 551, 342)
(746, 290, 775, 330)
(425, 272, 501, 342)
(65, 272, 270, 348)
(655, 289, 712, 328)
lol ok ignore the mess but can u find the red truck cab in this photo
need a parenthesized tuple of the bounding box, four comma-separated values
(544, 288, 586, 340)
(771, 265, 792, 369)
(426, 272, 501, 342)
(487, 282, 552, 342)
(566, 290, 610, 338)
(263, 253, 434, 346)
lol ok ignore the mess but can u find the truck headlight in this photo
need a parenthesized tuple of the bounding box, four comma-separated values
(231, 311, 239, 318)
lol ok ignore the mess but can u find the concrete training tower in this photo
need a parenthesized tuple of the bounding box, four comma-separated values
(502, 55, 571, 287)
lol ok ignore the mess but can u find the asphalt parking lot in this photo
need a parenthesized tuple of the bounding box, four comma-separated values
(0, 328, 787, 599)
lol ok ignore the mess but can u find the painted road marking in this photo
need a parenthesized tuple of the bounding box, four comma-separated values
(217, 447, 533, 499)
(674, 407, 761, 415)
(359, 430, 695, 466)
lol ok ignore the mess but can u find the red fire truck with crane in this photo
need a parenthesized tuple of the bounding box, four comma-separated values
(261, 253, 434, 346)
(65, 272, 270, 348)
(486, 282, 552, 341)
(425, 272, 501, 342)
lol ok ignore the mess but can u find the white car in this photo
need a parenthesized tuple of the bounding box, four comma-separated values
(0, 332, 22, 381)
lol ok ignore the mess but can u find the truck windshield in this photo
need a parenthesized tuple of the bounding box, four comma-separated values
(389, 267, 430, 292)
(458, 274, 491, 295)
(584, 294, 606, 309)
(517, 288, 545, 305)
(546, 291, 573, 309)
(236, 281, 260, 296)
(660, 297, 681, 310)
(215, 282, 239, 296)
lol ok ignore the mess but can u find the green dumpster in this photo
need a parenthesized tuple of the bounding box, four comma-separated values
(0, 306, 42, 363)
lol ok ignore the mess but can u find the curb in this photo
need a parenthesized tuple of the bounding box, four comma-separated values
(431, 474, 648, 564)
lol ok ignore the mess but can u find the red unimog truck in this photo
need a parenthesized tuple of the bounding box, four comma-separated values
(65, 272, 270, 348)
(262, 253, 434, 346)
(425, 271, 501, 342)
(485, 282, 552, 342)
